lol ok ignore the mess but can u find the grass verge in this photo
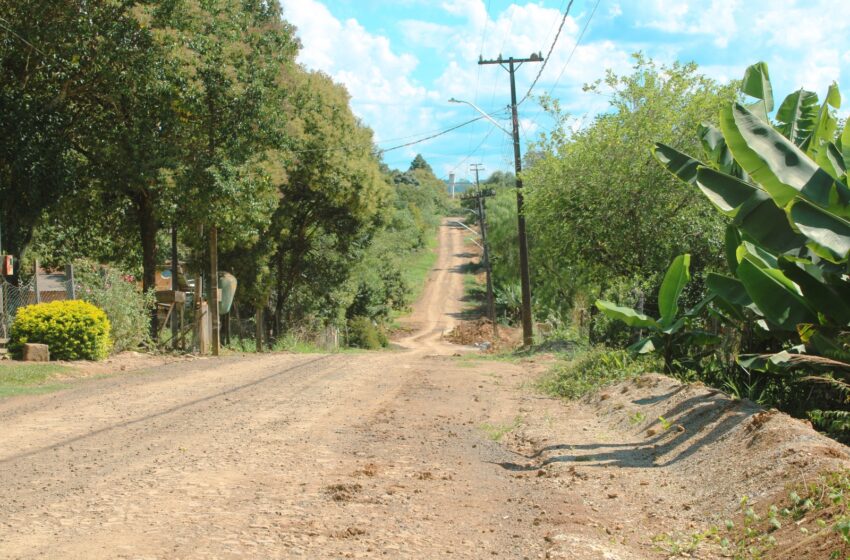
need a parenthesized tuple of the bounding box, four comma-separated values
(389, 230, 439, 325)
(0, 362, 73, 398)
(401, 232, 439, 309)
(538, 345, 661, 400)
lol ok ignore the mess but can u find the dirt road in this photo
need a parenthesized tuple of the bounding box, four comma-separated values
(1, 220, 847, 559)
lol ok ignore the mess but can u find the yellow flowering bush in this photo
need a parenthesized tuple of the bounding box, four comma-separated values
(9, 300, 112, 360)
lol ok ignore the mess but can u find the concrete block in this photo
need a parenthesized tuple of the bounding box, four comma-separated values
(22, 343, 49, 362)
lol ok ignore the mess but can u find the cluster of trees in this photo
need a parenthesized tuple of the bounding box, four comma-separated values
(483, 55, 736, 331)
(1, 1, 448, 341)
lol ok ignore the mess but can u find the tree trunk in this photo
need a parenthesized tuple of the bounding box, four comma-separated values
(136, 191, 158, 340)
(274, 250, 285, 337)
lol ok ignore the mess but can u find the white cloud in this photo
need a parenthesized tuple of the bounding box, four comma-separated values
(280, 0, 436, 143)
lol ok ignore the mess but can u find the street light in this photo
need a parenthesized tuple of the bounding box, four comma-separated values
(448, 98, 512, 136)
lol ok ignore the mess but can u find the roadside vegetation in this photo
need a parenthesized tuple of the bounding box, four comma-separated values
(478, 55, 850, 446)
(0, 2, 450, 356)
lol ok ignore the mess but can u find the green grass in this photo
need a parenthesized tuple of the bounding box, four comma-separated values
(0, 362, 73, 398)
(401, 232, 439, 307)
(389, 230, 439, 324)
(538, 345, 661, 400)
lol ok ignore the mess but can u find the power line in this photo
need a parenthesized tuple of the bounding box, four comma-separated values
(518, 0, 575, 106)
(523, 0, 602, 135)
(549, 0, 601, 94)
(380, 112, 503, 154)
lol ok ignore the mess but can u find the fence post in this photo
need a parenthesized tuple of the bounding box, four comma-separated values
(65, 264, 76, 300)
(255, 306, 263, 353)
(33, 260, 40, 304)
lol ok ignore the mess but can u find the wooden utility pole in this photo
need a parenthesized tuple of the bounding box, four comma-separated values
(469, 164, 497, 337)
(209, 225, 220, 356)
(478, 53, 541, 347)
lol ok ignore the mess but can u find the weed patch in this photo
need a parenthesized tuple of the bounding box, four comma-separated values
(539, 346, 661, 400)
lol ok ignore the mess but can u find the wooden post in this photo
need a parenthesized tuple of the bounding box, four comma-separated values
(255, 306, 263, 353)
(209, 225, 220, 356)
(33, 259, 40, 304)
(171, 224, 179, 350)
(194, 273, 204, 353)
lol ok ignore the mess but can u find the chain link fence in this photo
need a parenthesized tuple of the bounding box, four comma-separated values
(0, 275, 75, 339)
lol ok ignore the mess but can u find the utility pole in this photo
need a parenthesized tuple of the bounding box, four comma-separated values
(469, 163, 497, 338)
(479, 53, 541, 347)
(209, 225, 220, 356)
(449, 173, 456, 199)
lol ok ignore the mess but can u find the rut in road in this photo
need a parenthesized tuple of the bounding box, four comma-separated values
(1, 218, 847, 560)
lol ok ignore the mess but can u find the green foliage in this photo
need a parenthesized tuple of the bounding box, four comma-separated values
(0, 1, 429, 349)
(10, 300, 112, 361)
(520, 54, 736, 323)
(346, 317, 387, 350)
(654, 61, 850, 439)
(596, 254, 718, 371)
(540, 346, 661, 399)
(73, 261, 155, 353)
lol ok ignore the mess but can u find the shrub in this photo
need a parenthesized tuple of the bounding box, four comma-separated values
(73, 261, 154, 353)
(9, 300, 112, 360)
(540, 345, 661, 399)
(346, 316, 386, 349)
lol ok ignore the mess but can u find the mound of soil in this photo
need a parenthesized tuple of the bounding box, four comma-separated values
(590, 374, 850, 557)
(444, 318, 520, 351)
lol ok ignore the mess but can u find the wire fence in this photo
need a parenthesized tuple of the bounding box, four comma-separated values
(0, 277, 75, 339)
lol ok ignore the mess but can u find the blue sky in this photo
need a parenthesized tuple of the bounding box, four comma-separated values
(279, 0, 850, 182)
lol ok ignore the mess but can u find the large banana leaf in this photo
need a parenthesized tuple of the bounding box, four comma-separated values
(695, 168, 807, 254)
(725, 225, 741, 275)
(778, 257, 850, 325)
(789, 198, 850, 261)
(595, 301, 658, 329)
(697, 123, 736, 174)
(694, 167, 757, 215)
(843, 123, 850, 172)
(658, 254, 689, 326)
(736, 255, 817, 330)
(652, 143, 700, 185)
(823, 143, 846, 179)
(806, 82, 841, 160)
(776, 88, 818, 147)
(741, 61, 774, 116)
(706, 273, 754, 307)
(737, 240, 779, 268)
(721, 103, 850, 213)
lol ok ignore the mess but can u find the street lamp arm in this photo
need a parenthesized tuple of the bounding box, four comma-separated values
(448, 98, 512, 136)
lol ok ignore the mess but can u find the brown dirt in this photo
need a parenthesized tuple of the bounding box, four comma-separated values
(444, 317, 521, 351)
(0, 218, 847, 559)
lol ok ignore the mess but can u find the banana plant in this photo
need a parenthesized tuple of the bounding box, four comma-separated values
(595, 254, 717, 372)
(653, 61, 850, 370)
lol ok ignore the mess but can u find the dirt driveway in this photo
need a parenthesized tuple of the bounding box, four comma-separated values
(0, 220, 847, 559)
